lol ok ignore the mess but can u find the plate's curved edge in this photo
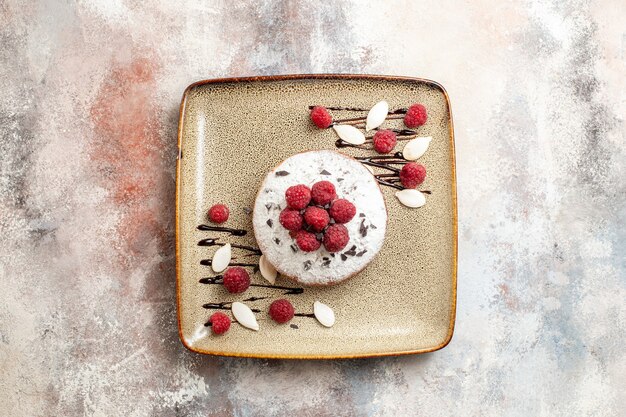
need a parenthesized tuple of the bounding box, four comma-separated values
(436, 80, 457, 353)
(175, 74, 457, 359)
(175, 81, 191, 355)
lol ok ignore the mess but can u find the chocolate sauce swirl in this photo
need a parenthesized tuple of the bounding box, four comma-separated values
(354, 154, 433, 192)
(197, 224, 247, 236)
(198, 238, 262, 255)
(334, 129, 417, 150)
(308, 105, 407, 114)
(199, 276, 304, 295)
(200, 259, 258, 268)
(202, 299, 263, 312)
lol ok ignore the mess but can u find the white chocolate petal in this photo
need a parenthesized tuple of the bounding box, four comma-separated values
(313, 301, 335, 327)
(365, 100, 389, 131)
(333, 124, 366, 145)
(232, 302, 259, 331)
(259, 254, 277, 284)
(211, 243, 231, 273)
(402, 136, 432, 161)
(395, 189, 426, 208)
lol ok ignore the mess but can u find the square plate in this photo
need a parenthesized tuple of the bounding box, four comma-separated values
(176, 75, 457, 359)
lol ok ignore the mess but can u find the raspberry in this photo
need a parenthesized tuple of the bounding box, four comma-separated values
(279, 208, 303, 231)
(222, 267, 250, 293)
(268, 299, 295, 323)
(399, 163, 426, 188)
(310, 106, 333, 129)
(285, 184, 311, 210)
(303, 206, 330, 232)
(373, 129, 397, 154)
(329, 199, 356, 224)
(295, 230, 321, 252)
(323, 224, 350, 252)
(207, 204, 229, 224)
(404, 103, 427, 128)
(311, 181, 337, 206)
(208, 312, 231, 335)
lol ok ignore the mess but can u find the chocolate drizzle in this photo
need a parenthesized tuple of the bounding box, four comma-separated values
(308, 105, 408, 115)
(197, 238, 262, 255)
(199, 276, 304, 295)
(197, 224, 247, 236)
(200, 259, 258, 268)
(202, 299, 263, 313)
(334, 129, 417, 151)
(196, 222, 310, 329)
(354, 153, 432, 193)
(198, 275, 223, 284)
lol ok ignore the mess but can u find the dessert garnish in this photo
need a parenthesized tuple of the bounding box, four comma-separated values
(403, 103, 428, 128)
(211, 243, 231, 273)
(365, 100, 389, 131)
(222, 266, 251, 293)
(332, 124, 365, 145)
(207, 312, 231, 335)
(232, 302, 259, 331)
(310, 106, 333, 129)
(280, 180, 355, 253)
(309, 101, 431, 208)
(372, 129, 397, 154)
(402, 136, 432, 160)
(258, 254, 277, 284)
(313, 301, 335, 327)
(207, 203, 229, 224)
(399, 162, 426, 188)
(268, 299, 295, 324)
(394, 189, 426, 208)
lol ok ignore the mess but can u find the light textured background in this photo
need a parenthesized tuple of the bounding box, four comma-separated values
(0, 1, 624, 416)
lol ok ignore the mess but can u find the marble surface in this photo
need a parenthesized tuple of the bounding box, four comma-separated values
(0, 1, 624, 415)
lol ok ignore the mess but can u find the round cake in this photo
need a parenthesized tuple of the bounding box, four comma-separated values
(253, 150, 387, 286)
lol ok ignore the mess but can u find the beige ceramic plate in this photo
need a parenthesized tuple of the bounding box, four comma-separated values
(176, 75, 457, 359)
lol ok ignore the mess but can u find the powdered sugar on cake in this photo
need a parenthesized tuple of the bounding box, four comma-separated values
(253, 150, 387, 285)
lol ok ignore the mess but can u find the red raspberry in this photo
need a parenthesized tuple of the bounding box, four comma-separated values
(373, 129, 397, 154)
(329, 199, 356, 224)
(208, 312, 231, 335)
(268, 299, 295, 323)
(303, 206, 330, 231)
(311, 181, 337, 206)
(399, 163, 426, 188)
(295, 230, 321, 252)
(285, 184, 311, 210)
(207, 204, 229, 224)
(222, 267, 250, 293)
(279, 208, 303, 231)
(323, 224, 350, 253)
(310, 106, 333, 129)
(404, 103, 427, 128)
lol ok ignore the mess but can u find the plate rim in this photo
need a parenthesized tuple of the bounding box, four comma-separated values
(176, 74, 457, 359)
